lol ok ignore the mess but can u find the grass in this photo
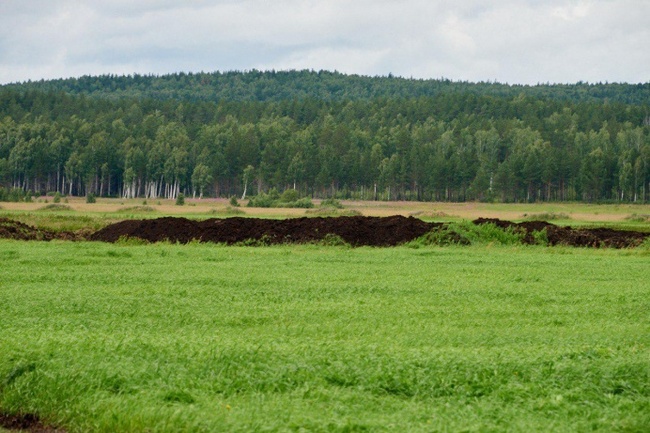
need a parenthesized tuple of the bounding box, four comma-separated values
(0, 241, 649, 432)
(2, 198, 650, 226)
(521, 211, 571, 221)
(37, 204, 74, 212)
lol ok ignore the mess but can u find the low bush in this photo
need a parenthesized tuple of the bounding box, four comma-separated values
(280, 197, 314, 208)
(280, 189, 299, 203)
(86, 193, 96, 204)
(175, 193, 185, 206)
(521, 212, 570, 221)
(320, 198, 344, 209)
(410, 221, 526, 247)
(247, 190, 314, 208)
(208, 206, 245, 216)
(37, 204, 73, 212)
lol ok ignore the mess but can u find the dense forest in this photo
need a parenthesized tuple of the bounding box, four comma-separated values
(1, 70, 649, 203)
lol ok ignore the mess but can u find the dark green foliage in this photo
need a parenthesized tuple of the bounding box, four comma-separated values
(246, 192, 274, 208)
(5, 188, 21, 202)
(0, 71, 649, 203)
(4, 70, 650, 104)
(411, 222, 525, 247)
(86, 193, 96, 204)
(175, 193, 185, 206)
(229, 196, 240, 207)
(279, 189, 299, 203)
(320, 198, 344, 209)
(247, 190, 313, 208)
(53, 192, 61, 203)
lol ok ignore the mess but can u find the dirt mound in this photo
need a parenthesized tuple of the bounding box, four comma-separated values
(0, 218, 56, 241)
(473, 218, 649, 248)
(0, 218, 87, 242)
(0, 413, 66, 433)
(90, 216, 439, 247)
(2, 216, 647, 248)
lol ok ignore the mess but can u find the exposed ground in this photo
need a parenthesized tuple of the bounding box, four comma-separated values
(1, 215, 648, 248)
(0, 413, 65, 433)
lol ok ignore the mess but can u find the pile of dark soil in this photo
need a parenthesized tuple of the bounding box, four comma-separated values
(0, 218, 83, 242)
(1, 216, 647, 248)
(89, 216, 438, 247)
(0, 413, 65, 433)
(473, 218, 649, 248)
(0, 218, 56, 241)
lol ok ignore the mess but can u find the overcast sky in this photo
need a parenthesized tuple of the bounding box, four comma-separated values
(0, 0, 648, 85)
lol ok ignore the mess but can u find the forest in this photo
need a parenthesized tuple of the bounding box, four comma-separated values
(0, 70, 649, 203)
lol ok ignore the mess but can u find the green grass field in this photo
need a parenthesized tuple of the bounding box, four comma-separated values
(1, 240, 649, 432)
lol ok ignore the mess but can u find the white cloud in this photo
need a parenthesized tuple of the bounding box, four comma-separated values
(0, 0, 648, 85)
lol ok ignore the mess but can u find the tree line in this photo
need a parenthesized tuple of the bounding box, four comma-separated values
(6, 70, 650, 105)
(0, 72, 649, 203)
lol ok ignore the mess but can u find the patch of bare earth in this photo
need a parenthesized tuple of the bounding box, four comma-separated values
(0, 413, 65, 433)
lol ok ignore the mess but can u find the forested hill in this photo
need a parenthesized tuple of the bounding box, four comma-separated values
(0, 70, 649, 203)
(5, 69, 650, 105)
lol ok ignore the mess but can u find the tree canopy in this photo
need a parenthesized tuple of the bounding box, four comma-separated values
(1, 70, 649, 203)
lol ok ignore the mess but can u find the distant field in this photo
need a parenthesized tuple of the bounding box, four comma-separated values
(1, 241, 649, 432)
(1, 197, 650, 232)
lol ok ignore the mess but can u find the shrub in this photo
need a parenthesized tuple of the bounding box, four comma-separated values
(7, 188, 24, 202)
(53, 192, 61, 203)
(270, 197, 314, 208)
(247, 190, 313, 208)
(229, 196, 240, 207)
(320, 198, 344, 209)
(247, 192, 274, 208)
(267, 188, 281, 201)
(86, 193, 96, 204)
(280, 189, 299, 203)
(38, 204, 73, 211)
(175, 193, 185, 206)
(411, 221, 526, 247)
(531, 229, 549, 246)
(522, 212, 570, 221)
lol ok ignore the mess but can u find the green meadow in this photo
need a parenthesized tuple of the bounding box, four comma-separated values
(0, 240, 649, 432)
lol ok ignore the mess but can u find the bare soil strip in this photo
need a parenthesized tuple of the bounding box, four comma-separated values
(2, 216, 647, 248)
(0, 413, 65, 433)
(88, 215, 437, 246)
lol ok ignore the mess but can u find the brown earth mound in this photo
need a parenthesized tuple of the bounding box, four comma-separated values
(0, 218, 56, 241)
(1, 216, 647, 248)
(0, 413, 65, 433)
(472, 218, 649, 248)
(0, 218, 84, 242)
(89, 216, 439, 247)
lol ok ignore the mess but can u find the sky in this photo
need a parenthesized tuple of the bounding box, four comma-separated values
(0, 0, 648, 85)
